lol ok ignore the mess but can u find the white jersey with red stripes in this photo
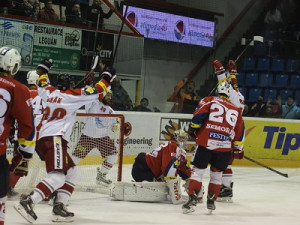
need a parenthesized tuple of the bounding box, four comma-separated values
(83, 100, 118, 138)
(38, 86, 101, 142)
(29, 86, 44, 136)
(230, 88, 245, 111)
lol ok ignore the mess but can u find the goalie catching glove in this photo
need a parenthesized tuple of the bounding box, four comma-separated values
(10, 146, 32, 177)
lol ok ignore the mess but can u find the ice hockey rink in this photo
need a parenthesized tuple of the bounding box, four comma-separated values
(6, 165, 300, 225)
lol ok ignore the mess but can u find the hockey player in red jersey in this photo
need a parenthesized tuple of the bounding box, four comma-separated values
(0, 46, 35, 225)
(14, 68, 116, 223)
(212, 59, 245, 202)
(182, 80, 245, 214)
(131, 129, 192, 204)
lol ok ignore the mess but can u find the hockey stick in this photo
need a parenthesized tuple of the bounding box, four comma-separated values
(111, 4, 128, 67)
(74, 55, 99, 88)
(244, 155, 288, 178)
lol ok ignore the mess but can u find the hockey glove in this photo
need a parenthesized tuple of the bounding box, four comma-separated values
(227, 60, 237, 74)
(212, 59, 225, 75)
(233, 149, 244, 159)
(10, 147, 32, 177)
(84, 71, 95, 86)
(100, 68, 116, 83)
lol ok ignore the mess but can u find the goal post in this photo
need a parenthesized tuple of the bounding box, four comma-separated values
(14, 112, 125, 194)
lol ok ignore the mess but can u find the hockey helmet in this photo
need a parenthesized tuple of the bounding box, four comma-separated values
(27, 70, 39, 85)
(57, 73, 72, 91)
(217, 81, 232, 97)
(0, 46, 21, 75)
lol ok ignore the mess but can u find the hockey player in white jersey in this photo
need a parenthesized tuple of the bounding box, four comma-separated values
(14, 69, 116, 223)
(211, 59, 245, 202)
(71, 89, 119, 185)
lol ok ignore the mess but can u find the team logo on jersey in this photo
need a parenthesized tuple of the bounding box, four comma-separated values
(126, 11, 138, 27)
(174, 20, 185, 40)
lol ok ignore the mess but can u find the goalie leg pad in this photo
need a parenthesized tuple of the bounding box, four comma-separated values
(166, 178, 183, 205)
(111, 182, 168, 202)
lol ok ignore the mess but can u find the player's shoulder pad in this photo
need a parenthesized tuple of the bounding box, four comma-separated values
(83, 86, 98, 95)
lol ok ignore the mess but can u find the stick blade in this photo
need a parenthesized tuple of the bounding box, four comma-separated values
(91, 55, 99, 71)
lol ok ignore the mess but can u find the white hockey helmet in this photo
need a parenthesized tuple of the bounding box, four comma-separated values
(0, 46, 21, 75)
(217, 81, 232, 97)
(27, 70, 39, 85)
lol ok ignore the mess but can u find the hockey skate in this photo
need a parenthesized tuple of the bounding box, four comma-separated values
(47, 190, 58, 206)
(182, 194, 198, 214)
(207, 192, 216, 214)
(7, 187, 19, 200)
(14, 194, 37, 223)
(52, 202, 74, 222)
(216, 182, 233, 203)
(96, 167, 112, 186)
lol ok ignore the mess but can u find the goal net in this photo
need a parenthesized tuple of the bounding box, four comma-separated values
(14, 113, 125, 194)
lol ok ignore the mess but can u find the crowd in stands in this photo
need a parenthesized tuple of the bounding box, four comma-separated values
(1, 0, 116, 28)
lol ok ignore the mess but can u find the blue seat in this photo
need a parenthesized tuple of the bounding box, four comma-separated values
(238, 87, 247, 98)
(263, 88, 277, 102)
(280, 89, 293, 103)
(286, 59, 300, 73)
(253, 42, 267, 56)
(237, 72, 245, 86)
(244, 72, 259, 86)
(295, 90, 300, 104)
(243, 57, 256, 71)
(256, 57, 270, 71)
(274, 74, 289, 88)
(271, 59, 284, 72)
(264, 29, 278, 41)
(247, 88, 262, 103)
(259, 73, 273, 87)
(290, 74, 300, 89)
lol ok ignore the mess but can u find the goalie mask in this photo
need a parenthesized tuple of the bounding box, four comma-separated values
(27, 70, 39, 85)
(57, 73, 72, 91)
(0, 46, 21, 76)
(173, 129, 188, 149)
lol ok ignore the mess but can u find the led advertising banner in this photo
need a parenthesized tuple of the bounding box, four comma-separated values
(123, 5, 215, 47)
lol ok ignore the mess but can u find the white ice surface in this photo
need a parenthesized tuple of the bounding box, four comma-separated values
(6, 165, 300, 225)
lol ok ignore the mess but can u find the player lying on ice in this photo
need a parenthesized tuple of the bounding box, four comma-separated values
(111, 129, 204, 204)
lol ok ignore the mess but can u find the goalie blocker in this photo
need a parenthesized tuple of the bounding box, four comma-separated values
(111, 178, 186, 205)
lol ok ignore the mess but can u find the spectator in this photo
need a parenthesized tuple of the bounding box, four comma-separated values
(86, 0, 114, 28)
(110, 77, 133, 111)
(170, 80, 201, 113)
(66, 2, 85, 25)
(133, 98, 151, 112)
(264, 7, 283, 28)
(10, 0, 40, 18)
(38, 0, 59, 22)
(133, 98, 160, 112)
(281, 96, 300, 119)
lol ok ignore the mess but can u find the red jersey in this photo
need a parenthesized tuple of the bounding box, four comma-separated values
(191, 96, 244, 152)
(145, 141, 191, 181)
(0, 75, 35, 155)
